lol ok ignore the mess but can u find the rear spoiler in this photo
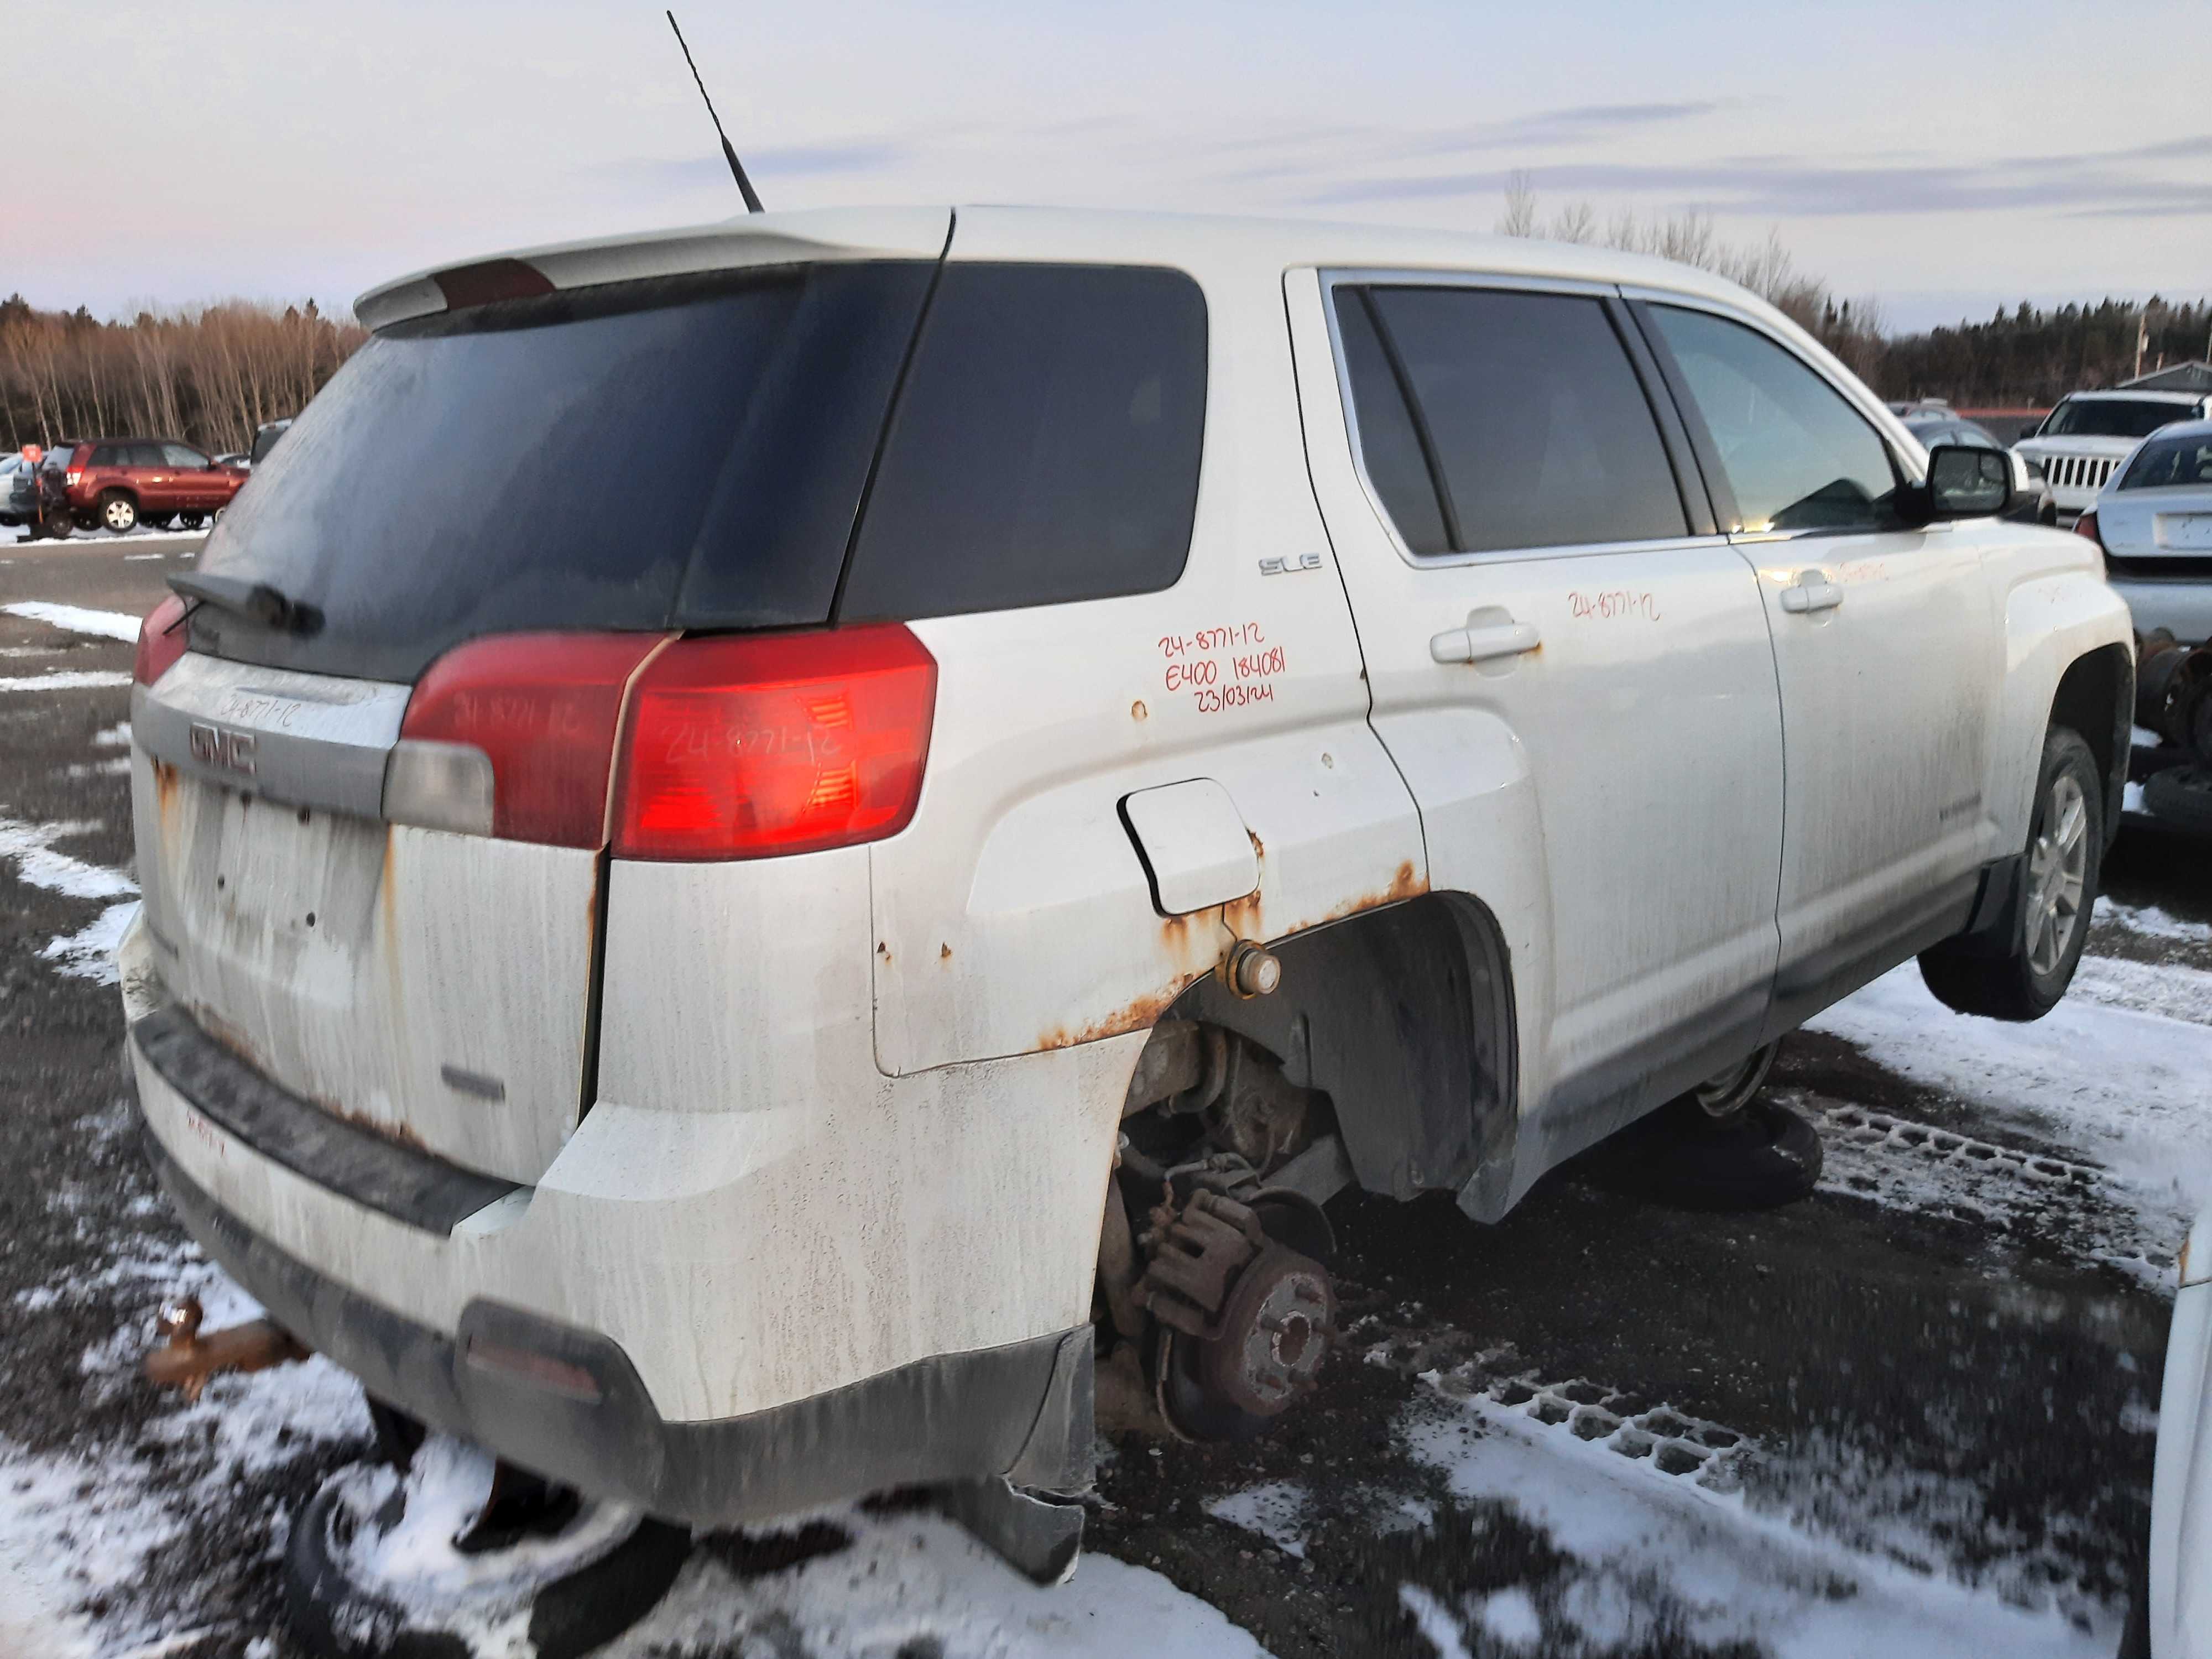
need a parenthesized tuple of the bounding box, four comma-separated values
(354, 207, 955, 331)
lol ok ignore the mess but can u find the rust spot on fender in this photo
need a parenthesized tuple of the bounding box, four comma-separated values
(1221, 886, 1265, 938)
(1036, 978, 1197, 1052)
(153, 758, 180, 834)
(1316, 859, 1427, 922)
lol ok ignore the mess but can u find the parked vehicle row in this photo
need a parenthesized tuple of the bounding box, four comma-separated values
(3, 436, 249, 535)
(2018, 390, 2212, 523)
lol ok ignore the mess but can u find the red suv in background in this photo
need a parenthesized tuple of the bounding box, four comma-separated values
(62, 437, 247, 533)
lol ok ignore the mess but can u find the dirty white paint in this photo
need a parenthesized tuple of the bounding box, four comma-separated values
(875, 218, 1437, 1077)
(132, 753, 597, 1182)
(1290, 269, 1786, 1113)
(132, 864, 1141, 1422)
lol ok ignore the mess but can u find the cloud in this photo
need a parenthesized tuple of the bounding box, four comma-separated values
(1303, 154, 2212, 220)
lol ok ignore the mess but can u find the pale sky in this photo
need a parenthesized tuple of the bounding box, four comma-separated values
(14, 0, 2210, 335)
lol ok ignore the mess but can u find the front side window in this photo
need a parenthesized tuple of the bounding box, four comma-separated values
(2119, 433, 2212, 490)
(1648, 305, 1902, 534)
(1336, 285, 1688, 555)
(162, 442, 210, 469)
(2043, 398, 2192, 441)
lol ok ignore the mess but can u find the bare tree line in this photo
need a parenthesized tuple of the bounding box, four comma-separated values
(1496, 173, 1890, 382)
(0, 295, 366, 458)
(1495, 175, 2212, 408)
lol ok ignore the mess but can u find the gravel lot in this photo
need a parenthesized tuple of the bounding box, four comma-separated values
(3, 538, 2209, 1658)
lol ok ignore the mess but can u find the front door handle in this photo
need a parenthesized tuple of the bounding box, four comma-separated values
(1778, 570, 1843, 614)
(1430, 618, 1541, 665)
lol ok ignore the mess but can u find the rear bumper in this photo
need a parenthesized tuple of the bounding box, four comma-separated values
(120, 887, 1100, 1521)
(2109, 576, 2212, 646)
(144, 1131, 1091, 1525)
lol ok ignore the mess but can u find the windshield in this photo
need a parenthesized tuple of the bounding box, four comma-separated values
(2118, 432, 2212, 491)
(2040, 398, 2192, 440)
(189, 262, 937, 682)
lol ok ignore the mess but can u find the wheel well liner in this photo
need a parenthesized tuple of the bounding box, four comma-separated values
(2050, 642, 2132, 851)
(1146, 891, 1517, 1208)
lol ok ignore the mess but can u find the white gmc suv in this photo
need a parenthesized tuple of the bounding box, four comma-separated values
(118, 207, 2133, 1585)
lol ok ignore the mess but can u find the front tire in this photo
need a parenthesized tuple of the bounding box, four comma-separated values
(1919, 726, 2101, 1021)
(98, 490, 137, 534)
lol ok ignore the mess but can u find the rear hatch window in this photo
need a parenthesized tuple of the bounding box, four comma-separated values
(187, 262, 938, 682)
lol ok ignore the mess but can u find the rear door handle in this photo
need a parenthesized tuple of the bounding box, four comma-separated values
(1778, 570, 1843, 614)
(1430, 618, 1541, 665)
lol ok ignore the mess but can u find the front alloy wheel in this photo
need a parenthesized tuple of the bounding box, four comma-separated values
(2023, 770, 2089, 978)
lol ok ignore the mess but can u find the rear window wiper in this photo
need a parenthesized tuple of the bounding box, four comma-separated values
(168, 572, 324, 636)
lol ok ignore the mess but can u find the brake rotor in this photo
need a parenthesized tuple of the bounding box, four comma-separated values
(1139, 1187, 1338, 1441)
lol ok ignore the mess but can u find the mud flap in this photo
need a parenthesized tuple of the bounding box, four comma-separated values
(936, 1477, 1086, 1585)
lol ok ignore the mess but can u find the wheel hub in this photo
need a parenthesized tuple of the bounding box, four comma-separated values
(1195, 1245, 1337, 1417)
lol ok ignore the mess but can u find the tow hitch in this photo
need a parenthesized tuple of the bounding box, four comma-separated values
(142, 1295, 309, 1402)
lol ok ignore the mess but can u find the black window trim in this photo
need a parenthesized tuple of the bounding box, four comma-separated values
(1318, 268, 1723, 570)
(1621, 286, 1924, 544)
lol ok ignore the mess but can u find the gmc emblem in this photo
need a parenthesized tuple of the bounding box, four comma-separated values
(187, 721, 258, 776)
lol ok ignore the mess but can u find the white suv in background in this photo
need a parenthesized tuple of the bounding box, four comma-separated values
(120, 207, 2133, 1588)
(2016, 389, 2212, 523)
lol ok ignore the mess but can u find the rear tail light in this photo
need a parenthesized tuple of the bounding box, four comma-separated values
(2074, 510, 2102, 549)
(65, 470, 80, 487)
(395, 633, 666, 847)
(613, 625, 936, 860)
(134, 594, 189, 686)
(392, 625, 937, 859)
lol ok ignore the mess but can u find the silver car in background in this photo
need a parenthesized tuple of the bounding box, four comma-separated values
(2086, 419, 2212, 644)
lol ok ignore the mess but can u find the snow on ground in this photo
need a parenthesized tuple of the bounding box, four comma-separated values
(0, 817, 137, 901)
(0, 818, 139, 984)
(0, 669, 134, 692)
(6, 523, 207, 546)
(1808, 934, 2212, 1262)
(602, 1511, 1271, 1659)
(1391, 1387, 2117, 1659)
(2, 601, 142, 642)
(43, 900, 140, 983)
(0, 1245, 372, 1657)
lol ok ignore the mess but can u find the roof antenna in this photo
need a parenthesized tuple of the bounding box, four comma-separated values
(666, 11, 764, 213)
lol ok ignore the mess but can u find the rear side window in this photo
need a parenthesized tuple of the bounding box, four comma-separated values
(91, 445, 120, 467)
(2119, 433, 2212, 490)
(837, 263, 1207, 622)
(1336, 285, 1687, 555)
(1334, 291, 1451, 555)
(1648, 305, 1901, 534)
(189, 263, 936, 682)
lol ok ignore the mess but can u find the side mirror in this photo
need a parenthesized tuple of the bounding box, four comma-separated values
(1926, 444, 2013, 519)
